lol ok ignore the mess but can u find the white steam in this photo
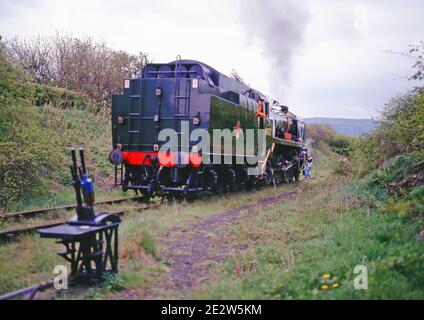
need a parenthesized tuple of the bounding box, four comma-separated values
(239, 0, 309, 100)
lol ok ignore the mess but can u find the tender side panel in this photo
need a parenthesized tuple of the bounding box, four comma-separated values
(209, 95, 257, 157)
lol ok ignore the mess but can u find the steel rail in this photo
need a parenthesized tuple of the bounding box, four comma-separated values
(0, 280, 54, 300)
(0, 196, 146, 222)
(0, 210, 126, 243)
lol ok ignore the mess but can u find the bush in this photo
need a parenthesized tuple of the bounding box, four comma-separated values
(0, 103, 64, 211)
(0, 102, 112, 212)
(378, 90, 424, 156)
(305, 124, 334, 146)
(7, 34, 147, 107)
(1, 41, 106, 115)
(351, 154, 424, 216)
(32, 83, 100, 113)
(0, 42, 113, 212)
(352, 89, 424, 175)
(306, 124, 355, 157)
(333, 158, 352, 176)
(329, 137, 353, 156)
(0, 43, 33, 103)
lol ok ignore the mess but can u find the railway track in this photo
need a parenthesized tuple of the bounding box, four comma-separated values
(0, 185, 308, 299)
(0, 196, 148, 243)
(0, 184, 307, 243)
(0, 280, 54, 300)
(0, 210, 129, 243)
(0, 196, 146, 222)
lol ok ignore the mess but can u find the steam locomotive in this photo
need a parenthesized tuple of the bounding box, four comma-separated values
(109, 58, 306, 197)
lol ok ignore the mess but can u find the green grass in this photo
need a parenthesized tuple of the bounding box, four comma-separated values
(1, 103, 113, 213)
(0, 182, 302, 298)
(1, 141, 422, 299)
(5, 187, 129, 214)
(0, 234, 64, 294)
(193, 177, 424, 300)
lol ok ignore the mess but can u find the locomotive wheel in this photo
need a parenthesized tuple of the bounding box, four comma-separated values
(230, 180, 240, 193)
(244, 176, 255, 191)
(197, 190, 206, 200)
(211, 166, 225, 195)
(289, 170, 295, 182)
(242, 179, 251, 191)
(254, 178, 263, 190)
(228, 168, 240, 193)
(185, 190, 204, 201)
(264, 163, 274, 186)
(170, 191, 184, 202)
(283, 171, 290, 183)
(213, 181, 225, 195)
(231, 170, 243, 192)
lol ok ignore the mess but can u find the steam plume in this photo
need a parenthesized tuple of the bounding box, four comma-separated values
(239, 0, 309, 100)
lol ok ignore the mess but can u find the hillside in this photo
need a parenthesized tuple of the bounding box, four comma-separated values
(304, 117, 376, 136)
(0, 43, 117, 213)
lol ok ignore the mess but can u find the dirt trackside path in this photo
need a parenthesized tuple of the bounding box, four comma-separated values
(119, 189, 300, 299)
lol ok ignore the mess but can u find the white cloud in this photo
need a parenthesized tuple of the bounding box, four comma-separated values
(0, 0, 422, 119)
(285, 0, 422, 118)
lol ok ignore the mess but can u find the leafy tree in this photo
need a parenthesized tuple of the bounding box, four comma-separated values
(352, 42, 424, 176)
(0, 41, 33, 103)
(0, 103, 63, 212)
(0, 41, 112, 212)
(7, 36, 55, 84)
(352, 89, 424, 175)
(6, 34, 149, 108)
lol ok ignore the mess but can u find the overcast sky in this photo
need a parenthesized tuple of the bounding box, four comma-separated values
(1, 0, 422, 119)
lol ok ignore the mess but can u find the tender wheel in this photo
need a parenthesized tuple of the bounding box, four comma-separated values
(213, 181, 225, 195)
(185, 191, 200, 201)
(228, 168, 240, 193)
(244, 176, 256, 191)
(230, 180, 240, 193)
(282, 171, 290, 183)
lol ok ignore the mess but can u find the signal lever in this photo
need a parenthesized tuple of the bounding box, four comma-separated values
(69, 147, 95, 223)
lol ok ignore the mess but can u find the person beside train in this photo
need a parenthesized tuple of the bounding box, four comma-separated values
(304, 156, 313, 178)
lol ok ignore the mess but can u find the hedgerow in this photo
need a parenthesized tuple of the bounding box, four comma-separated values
(352, 89, 424, 175)
(0, 43, 111, 212)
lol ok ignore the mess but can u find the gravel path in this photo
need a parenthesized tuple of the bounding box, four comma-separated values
(120, 190, 299, 299)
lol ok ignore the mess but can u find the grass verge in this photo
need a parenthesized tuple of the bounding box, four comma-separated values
(193, 176, 424, 299)
(0, 182, 302, 298)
